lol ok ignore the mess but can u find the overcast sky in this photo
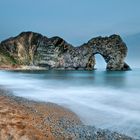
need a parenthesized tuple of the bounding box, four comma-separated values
(0, 0, 140, 45)
(0, 0, 140, 68)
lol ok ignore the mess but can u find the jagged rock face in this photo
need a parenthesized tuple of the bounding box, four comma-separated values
(0, 32, 43, 66)
(0, 32, 95, 70)
(86, 35, 130, 70)
(35, 37, 95, 70)
(0, 31, 130, 70)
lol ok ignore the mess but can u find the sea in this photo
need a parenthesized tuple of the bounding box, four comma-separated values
(0, 69, 140, 139)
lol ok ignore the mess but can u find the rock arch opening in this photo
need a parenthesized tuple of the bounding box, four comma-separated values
(94, 54, 106, 69)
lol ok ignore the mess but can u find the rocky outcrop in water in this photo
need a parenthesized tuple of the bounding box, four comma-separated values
(0, 32, 130, 70)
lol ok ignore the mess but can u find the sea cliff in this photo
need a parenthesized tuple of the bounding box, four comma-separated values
(0, 32, 130, 70)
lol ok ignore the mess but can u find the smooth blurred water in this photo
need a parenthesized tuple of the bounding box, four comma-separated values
(0, 69, 140, 138)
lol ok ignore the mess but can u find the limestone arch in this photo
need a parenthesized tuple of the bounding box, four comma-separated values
(87, 34, 131, 70)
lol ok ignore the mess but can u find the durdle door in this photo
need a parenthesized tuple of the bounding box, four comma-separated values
(86, 34, 131, 70)
(0, 32, 131, 70)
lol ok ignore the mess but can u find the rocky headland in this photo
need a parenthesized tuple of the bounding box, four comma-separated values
(0, 89, 135, 140)
(0, 32, 130, 70)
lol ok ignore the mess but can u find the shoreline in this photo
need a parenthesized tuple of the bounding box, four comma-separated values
(0, 65, 49, 71)
(0, 65, 98, 71)
(0, 89, 135, 140)
(0, 89, 81, 140)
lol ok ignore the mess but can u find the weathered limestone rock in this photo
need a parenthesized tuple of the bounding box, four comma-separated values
(86, 34, 131, 70)
(0, 31, 130, 70)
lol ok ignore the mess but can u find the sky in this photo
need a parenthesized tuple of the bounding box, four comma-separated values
(0, 0, 140, 67)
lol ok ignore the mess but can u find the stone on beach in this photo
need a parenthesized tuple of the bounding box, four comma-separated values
(0, 90, 134, 140)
